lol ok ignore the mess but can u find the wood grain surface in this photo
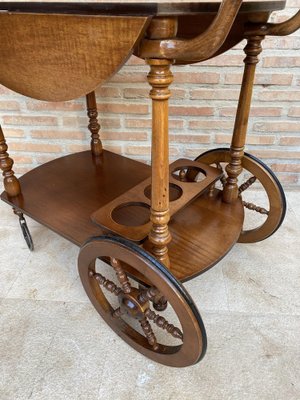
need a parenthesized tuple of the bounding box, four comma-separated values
(0, 13, 149, 101)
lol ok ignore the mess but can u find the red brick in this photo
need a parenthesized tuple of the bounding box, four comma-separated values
(102, 145, 122, 154)
(110, 73, 147, 84)
(253, 121, 300, 132)
(13, 166, 32, 175)
(263, 56, 300, 68)
(169, 106, 214, 116)
(173, 72, 220, 84)
(36, 155, 59, 164)
(275, 174, 298, 184)
(125, 118, 184, 130)
(288, 107, 300, 117)
(2, 128, 24, 138)
(259, 91, 300, 101)
(30, 130, 86, 140)
(124, 146, 151, 156)
(215, 134, 275, 145)
(13, 155, 33, 164)
(123, 87, 186, 99)
(62, 116, 121, 129)
(219, 107, 282, 117)
(183, 148, 208, 158)
(97, 103, 148, 115)
(225, 73, 293, 86)
(190, 89, 239, 101)
(3, 116, 58, 126)
(169, 134, 211, 144)
(271, 163, 300, 173)
(252, 150, 300, 159)
(26, 101, 84, 111)
(101, 131, 148, 141)
(9, 142, 62, 153)
(125, 146, 179, 157)
(279, 136, 300, 146)
(189, 120, 233, 130)
(0, 101, 21, 111)
(67, 144, 91, 152)
(95, 86, 121, 98)
(200, 55, 244, 67)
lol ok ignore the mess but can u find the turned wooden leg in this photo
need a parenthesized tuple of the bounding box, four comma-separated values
(147, 59, 173, 268)
(86, 91, 102, 156)
(0, 125, 21, 197)
(223, 34, 264, 204)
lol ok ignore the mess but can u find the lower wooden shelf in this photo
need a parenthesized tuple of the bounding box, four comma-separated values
(1, 150, 244, 282)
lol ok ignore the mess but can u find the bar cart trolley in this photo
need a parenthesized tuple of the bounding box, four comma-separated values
(0, 1, 299, 367)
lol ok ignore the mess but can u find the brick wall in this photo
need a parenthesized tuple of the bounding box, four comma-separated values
(1, 0, 300, 188)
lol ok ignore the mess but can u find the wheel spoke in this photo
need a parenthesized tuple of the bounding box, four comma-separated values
(242, 201, 269, 215)
(138, 286, 159, 303)
(110, 257, 131, 293)
(145, 308, 183, 341)
(90, 271, 122, 296)
(239, 175, 256, 194)
(112, 307, 123, 319)
(140, 317, 159, 350)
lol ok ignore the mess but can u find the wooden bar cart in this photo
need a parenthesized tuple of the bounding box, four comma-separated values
(0, 1, 299, 367)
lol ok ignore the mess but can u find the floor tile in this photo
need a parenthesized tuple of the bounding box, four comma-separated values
(0, 299, 111, 400)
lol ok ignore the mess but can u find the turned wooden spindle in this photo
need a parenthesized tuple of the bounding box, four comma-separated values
(138, 286, 158, 303)
(140, 317, 159, 350)
(90, 271, 122, 296)
(112, 307, 123, 318)
(147, 58, 173, 268)
(0, 125, 21, 197)
(145, 308, 183, 340)
(86, 91, 103, 156)
(110, 257, 132, 294)
(223, 34, 264, 204)
(242, 201, 269, 215)
(239, 176, 257, 194)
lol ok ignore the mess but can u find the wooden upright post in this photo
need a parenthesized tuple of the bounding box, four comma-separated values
(223, 34, 264, 203)
(147, 59, 173, 267)
(145, 17, 177, 268)
(0, 125, 21, 197)
(86, 91, 103, 156)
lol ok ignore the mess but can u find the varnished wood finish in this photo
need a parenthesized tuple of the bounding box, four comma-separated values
(194, 148, 286, 243)
(0, 1, 287, 15)
(0, 13, 149, 101)
(0, 150, 244, 281)
(251, 9, 300, 36)
(172, 11, 271, 65)
(146, 31, 176, 267)
(0, 125, 21, 197)
(139, 0, 244, 62)
(78, 235, 207, 367)
(1, 151, 150, 245)
(86, 91, 102, 156)
(91, 158, 221, 242)
(223, 34, 264, 204)
(1, 0, 297, 368)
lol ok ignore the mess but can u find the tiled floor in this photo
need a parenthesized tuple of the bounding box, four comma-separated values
(0, 189, 299, 400)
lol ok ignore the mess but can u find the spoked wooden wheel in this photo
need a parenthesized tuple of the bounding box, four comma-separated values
(193, 148, 286, 243)
(78, 235, 207, 367)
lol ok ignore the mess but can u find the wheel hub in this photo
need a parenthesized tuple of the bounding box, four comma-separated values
(118, 288, 149, 320)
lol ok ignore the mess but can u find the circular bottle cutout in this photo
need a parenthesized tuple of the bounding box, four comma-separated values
(144, 183, 183, 202)
(111, 202, 150, 227)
